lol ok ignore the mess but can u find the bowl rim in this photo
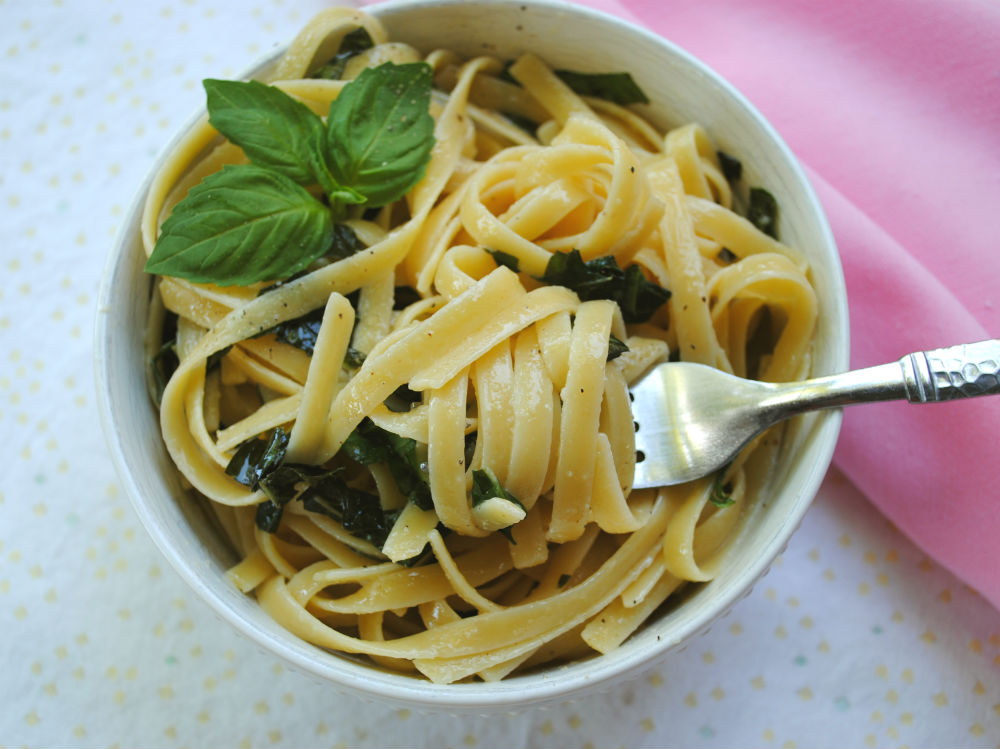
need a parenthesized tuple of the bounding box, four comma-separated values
(95, 0, 849, 711)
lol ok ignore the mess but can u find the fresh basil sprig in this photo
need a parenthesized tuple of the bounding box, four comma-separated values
(145, 62, 435, 287)
(145, 164, 334, 287)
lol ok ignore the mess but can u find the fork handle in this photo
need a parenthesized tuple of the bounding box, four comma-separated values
(900, 340, 1000, 402)
(765, 340, 1000, 417)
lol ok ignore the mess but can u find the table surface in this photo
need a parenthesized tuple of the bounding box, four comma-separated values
(1, 1, 998, 747)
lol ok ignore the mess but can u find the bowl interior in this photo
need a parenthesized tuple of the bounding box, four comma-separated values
(96, 0, 848, 711)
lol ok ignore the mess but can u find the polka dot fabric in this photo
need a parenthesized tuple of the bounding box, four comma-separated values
(1, 1, 998, 747)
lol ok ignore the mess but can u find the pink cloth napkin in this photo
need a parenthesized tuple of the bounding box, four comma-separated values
(363, 0, 1000, 608)
(577, 0, 1000, 609)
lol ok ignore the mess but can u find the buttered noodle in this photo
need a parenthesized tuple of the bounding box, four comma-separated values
(143, 7, 817, 682)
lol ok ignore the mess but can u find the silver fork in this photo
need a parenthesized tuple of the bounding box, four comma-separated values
(630, 339, 1000, 488)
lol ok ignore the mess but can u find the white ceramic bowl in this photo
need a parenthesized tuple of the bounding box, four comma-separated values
(96, 0, 849, 712)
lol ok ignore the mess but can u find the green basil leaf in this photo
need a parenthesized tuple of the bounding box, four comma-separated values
(716, 150, 742, 183)
(607, 334, 629, 362)
(554, 70, 650, 105)
(225, 427, 289, 490)
(485, 248, 521, 272)
(536, 249, 671, 324)
(204, 79, 330, 188)
(145, 164, 334, 286)
(325, 62, 435, 207)
(747, 187, 779, 239)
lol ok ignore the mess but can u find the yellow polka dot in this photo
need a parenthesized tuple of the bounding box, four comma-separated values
(43, 682, 57, 696)
(33, 503, 47, 516)
(786, 596, 799, 608)
(25, 710, 40, 726)
(974, 680, 986, 696)
(901, 668, 914, 684)
(31, 661, 42, 675)
(568, 714, 581, 729)
(989, 633, 1000, 647)
(254, 701, 269, 714)
(876, 573, 889, 586)
(822, 569, 835, 581)
(463, 734, 477, 747)
(932, 692, 948, 707)
(864, 551, 878, 564)
(197, 711, 210, 724)
(762, 729, 775, 742)
(817, 640, 830, 653)
(711, 687, 725, 700)
(799, 616, 814, 629)
(808, 548, 819, 561)
(891, 610, 904, 623)
(113, 691, 125, 705)
(44, 588, 57, 603)
(918, 558, 934, 572)
(282, 692, 294, 706)
(900, 712, 913, 725)
(647, 672, 663, 686)
(641, 718, 654, 732)
(797, 687, 813, 700)
(875, 664, 888, 679)
(863, 734, 876, 748)
(969, 723, 984, 736)
(158, 686, 174, 699)
(751, 676, 766, 690)
(886, 726, 899, 740)
(684, 692, 697, 707)
(702, 651, 715, 664)
(970, 639, 983, 653)
(765, 587, 777, 601)
(782, 741, 797, 749)
(540, 720, 553, 734)
(72, 667, 84, 679)
(870, 710, 883, 722)
(73, 725, 86, 739)
(938, 588, 952, 603)
(316, 720, 329, 733)
(839, 532, 851, 545)
(885, 689, 898, 704)
(858, 582, 871, 596)
(729, 622, 743, 635)
(921, 630, 937, 644)
(164, 726, 176, 739)
(203, 677, 216, 690)
(774, 626, 787, 639)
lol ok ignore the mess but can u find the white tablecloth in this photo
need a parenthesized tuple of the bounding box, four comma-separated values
(2, 1, 998, 746)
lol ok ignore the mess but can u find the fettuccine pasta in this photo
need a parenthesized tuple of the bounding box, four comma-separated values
(143, 7, 817, 683)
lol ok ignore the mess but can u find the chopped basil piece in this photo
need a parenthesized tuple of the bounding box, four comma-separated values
(151, 312, 179, 405)
(554, 70, 649, 106)
(311, 26, 376, 80)
(501, 111, 538, 134)
(747, 187, 779, 239)
(485, 248, 521, 272)
(393, 285, 422, 310)
(344, 346, 366, 369)
(255, 500, 284, 533)
(327, 222, 367, 261)
(225, 427, 289, 490)
(537, 249, 671, 323)
(716, 150, 742, 183)
(558, 573, 571, 588)
(710, 467, 735, 508)
(717, 247, 738, 264)
(471, 467, 523, 543)
(607, 334, 629, 362)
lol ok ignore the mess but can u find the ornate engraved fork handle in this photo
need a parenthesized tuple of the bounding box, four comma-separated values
(900, 340, 1000, 403)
